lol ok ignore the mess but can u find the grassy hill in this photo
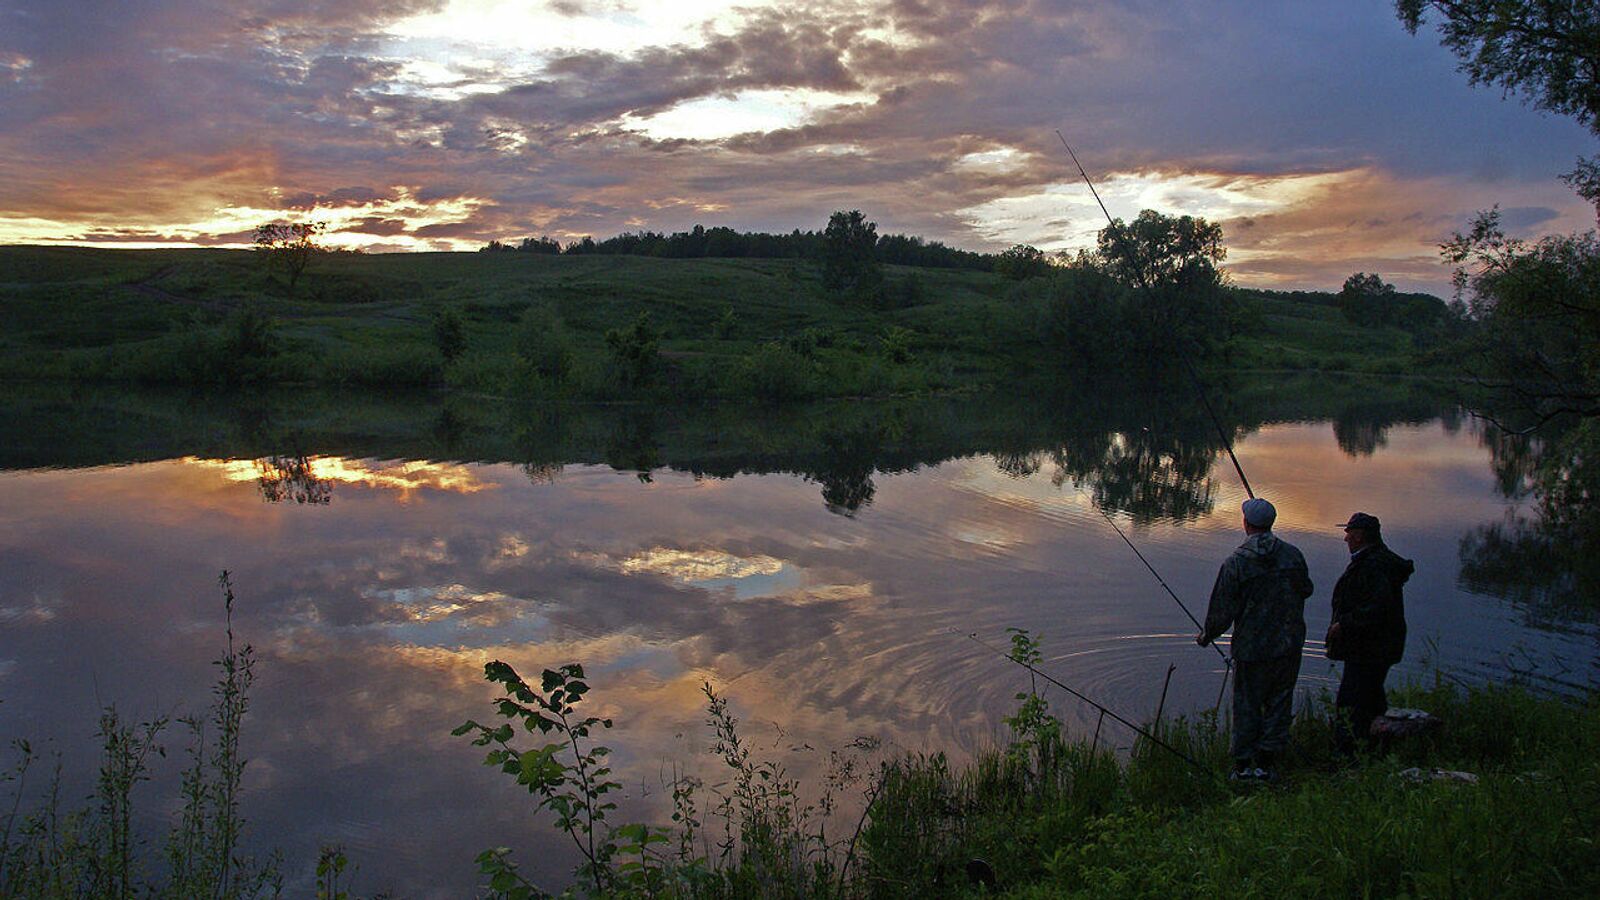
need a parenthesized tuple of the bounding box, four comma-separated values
(0, 246, 1449, 399)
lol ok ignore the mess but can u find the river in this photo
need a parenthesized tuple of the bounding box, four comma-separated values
(0, 378, 1593, 896)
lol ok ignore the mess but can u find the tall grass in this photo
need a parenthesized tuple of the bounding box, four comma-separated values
(0, 573, 282, 899)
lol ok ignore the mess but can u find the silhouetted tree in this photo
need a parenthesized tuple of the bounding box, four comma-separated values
(1338, 272, 1397, 325)
(1398, 1, 1600, 214)
(604, 312, 660, 387)
(1096, 210, 1225, 289)
(994, 244, 1053, 280)
(1338, 272, 1451, 332)
(519, 236, 563, 254)
(821, 210, 882, 299)
(515, 303, 573, 383)
(252, 221, 326, 295)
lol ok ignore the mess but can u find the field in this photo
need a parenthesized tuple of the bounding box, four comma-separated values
(0, 246, 1444, 399)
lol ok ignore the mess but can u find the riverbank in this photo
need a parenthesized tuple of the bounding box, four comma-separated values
(0, 246, 1452, 399)
(864, 676, 1599, 897)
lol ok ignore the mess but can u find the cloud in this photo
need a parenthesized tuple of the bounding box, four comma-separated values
(0, 0, 1594, 292)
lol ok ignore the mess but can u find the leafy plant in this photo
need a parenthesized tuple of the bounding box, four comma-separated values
(454, 661, 623, 896)
(1003, 627, 1061, 767)
(431, 305, 468, 363)
(604, 313, 661, 388)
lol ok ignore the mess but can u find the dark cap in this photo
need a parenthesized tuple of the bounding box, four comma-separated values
(1337, 512, 1381, 531)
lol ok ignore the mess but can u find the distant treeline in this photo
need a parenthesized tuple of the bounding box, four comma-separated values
(481, 224, 995, 271)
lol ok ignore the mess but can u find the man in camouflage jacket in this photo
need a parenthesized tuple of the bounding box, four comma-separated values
(1198, 497, 1314, 780)
(1326, 512, 1413, 755)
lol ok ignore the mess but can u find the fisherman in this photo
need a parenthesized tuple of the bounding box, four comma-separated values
(1197, 497, 1313, 781)
(1325, 512, 1413, 756)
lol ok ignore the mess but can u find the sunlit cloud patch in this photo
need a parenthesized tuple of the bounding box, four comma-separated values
(616, 547, 798, 598)
(619, 89, 876, 141)
(384, 0, 786, 58)
(0, 189, 492, 252)
(957, 169, 1356, 253)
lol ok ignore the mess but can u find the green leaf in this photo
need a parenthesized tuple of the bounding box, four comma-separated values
(451, 720, 480, 736)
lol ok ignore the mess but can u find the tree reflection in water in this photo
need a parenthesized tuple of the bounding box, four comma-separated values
(255, 454, 331, 505)
(1459, 418, 1600, 625)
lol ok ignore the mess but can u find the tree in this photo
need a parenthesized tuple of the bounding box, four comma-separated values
(431, 305, 467, 363)
(1445, 208, 1600, 422)
(821, 210, 882, 298)
(1095, 209, 1226, 289)
(1078, 209, 1234, 366)
(1397, 1, 1600, 213)
(252, 221, 327, 295)
(994, 244, 1053, 280)
(1338, 272, 1397, 325)
(515, 303, 573, 383)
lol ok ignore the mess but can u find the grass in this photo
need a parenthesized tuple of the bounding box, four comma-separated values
(0, 246, 1451, 397)
(0, 573, 282, 899)
(857, 678, 1598, 899)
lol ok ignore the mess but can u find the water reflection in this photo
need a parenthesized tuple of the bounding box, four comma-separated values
(1457, 413, 1600, 626)
(183, 456, 494, 503)
(255, 455, 331, 504)
(1, 381, 1596, 896)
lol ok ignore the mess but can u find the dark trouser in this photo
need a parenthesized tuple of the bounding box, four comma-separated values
(1335, 660, 1392, 755)
(1231, 654, 1301, 765)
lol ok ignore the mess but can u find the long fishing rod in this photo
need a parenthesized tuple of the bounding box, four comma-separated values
(1054, 130, 1255, 500)
(961, 630, 1209, 773)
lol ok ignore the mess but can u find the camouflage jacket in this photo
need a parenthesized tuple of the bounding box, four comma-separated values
(1202, 533, 1314, 662)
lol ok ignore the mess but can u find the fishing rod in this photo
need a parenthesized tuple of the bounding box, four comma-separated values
(1092, 503, 1228, 664)
(1054, 130, 1255, 500)
(961, 630, 1210, 773)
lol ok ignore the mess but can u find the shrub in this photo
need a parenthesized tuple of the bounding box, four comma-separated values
(604, 312, 661, 388)
(430, 305, 467, 363)
(514, 303, 574, 383)
(743, 341, 821, 403)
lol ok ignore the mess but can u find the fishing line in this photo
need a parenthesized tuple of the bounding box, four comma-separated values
(960, 630, 1210, 773)
(1092, 503, 1228, 665)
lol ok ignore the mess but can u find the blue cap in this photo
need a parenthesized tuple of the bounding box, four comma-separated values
(1242, 498, 1277, 528)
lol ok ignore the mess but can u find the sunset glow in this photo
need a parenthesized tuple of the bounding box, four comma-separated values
(182, 456, 494, 498)
(0, 1, 1593, 291)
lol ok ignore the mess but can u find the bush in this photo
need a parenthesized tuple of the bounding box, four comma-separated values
(604, 312, 661, 388)
(513, 303, 574, 383)
(743, 342, 821, 403)
(430, 305, 467, 363)
(320, 344, 442, 387)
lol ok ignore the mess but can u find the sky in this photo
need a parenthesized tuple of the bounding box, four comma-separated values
(0, 0, 1594, 294)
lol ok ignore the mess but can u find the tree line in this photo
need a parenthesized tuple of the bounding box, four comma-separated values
(480, 221, 995, 271)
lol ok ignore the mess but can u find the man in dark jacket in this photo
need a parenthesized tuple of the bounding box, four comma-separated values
(1326, 512, 1414, 755)
(1198, 497, 1314, 781)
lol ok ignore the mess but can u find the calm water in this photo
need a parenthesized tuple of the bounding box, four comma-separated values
(0, 382, 1594, 896)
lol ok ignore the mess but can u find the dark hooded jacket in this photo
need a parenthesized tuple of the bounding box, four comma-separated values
(1202, 533, 1314, 662)
(1327, 542, 1413, 664)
